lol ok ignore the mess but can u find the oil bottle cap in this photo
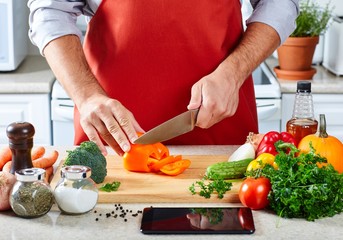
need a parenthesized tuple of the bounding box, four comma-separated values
(297, 81, 311, 93)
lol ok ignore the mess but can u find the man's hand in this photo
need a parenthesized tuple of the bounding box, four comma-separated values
(188, 22, 280, 128)
(187, 63, 240, 128)
(78, 93, 144, 156)
(44, 35, 144, 156)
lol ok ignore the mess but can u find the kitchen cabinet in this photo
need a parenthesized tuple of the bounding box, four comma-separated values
(281, 93, 343, 141)
(0, 94, 52, 145)
(0, 56, 55, 145)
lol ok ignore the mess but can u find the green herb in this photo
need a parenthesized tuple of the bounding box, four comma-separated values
(260, 141, 343, 221)
(291, 0, 332, 37)
(190, 208, 224, 225)
(11, 182, 54, 217)
(99, 181, 121, 192)
(189, 174, 233, 199)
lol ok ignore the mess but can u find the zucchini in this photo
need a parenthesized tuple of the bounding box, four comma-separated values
(206, 158, 253, 180)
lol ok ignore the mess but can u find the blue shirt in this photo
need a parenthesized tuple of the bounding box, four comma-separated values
(28, 0, 299, 55)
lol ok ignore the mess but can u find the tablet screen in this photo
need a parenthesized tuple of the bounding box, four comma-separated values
(140, 207, 255, 234)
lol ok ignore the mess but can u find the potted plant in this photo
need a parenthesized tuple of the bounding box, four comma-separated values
(274, 0, 332, 80)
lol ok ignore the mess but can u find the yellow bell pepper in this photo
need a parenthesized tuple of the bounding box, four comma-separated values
(246, 153, 277, 172)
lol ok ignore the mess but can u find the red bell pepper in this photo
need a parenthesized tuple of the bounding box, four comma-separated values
(256, 131, 296, 156)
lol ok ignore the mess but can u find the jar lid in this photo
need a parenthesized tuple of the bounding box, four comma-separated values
(297, 81, 311, 93)
(61, 165, 91, 180)
(15, 168, 45, 182)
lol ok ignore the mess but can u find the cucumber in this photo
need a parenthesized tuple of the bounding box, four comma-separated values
(206, 158, 254, 180)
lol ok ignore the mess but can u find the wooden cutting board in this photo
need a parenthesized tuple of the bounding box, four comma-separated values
(50, 155, 242, 203)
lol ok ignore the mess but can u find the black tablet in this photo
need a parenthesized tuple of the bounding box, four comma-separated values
(140, 207, 255, 234)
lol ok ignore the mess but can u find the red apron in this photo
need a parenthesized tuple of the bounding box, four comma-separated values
(76, 0, 258, 145)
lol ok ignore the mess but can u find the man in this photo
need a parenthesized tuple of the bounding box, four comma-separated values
(28, 0, 299, 156)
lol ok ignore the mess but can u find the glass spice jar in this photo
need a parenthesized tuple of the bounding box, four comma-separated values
(10, 168, 54, 218)
(54, 165, 98, 215)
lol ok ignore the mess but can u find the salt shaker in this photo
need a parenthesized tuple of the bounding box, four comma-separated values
(10, 168, 54, 218)
(54, 165, 98, 215)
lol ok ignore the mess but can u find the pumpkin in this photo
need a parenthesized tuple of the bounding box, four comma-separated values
(298, 114, 343, 173)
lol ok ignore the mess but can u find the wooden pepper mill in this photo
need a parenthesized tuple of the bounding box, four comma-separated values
(6, 122, 35, 174)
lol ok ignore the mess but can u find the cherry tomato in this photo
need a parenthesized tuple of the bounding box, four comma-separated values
(239, 177, 271, 210)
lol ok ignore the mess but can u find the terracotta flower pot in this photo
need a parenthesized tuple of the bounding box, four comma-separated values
(277, 36, 319, 71)
(275, 36, 319, 80)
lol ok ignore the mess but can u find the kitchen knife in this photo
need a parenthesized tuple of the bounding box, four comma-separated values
(133, 109, 199, 144)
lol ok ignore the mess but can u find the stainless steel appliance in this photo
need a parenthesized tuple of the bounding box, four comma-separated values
(51, 81, 74, 146)
(322, 0, 343, 75)
(253, 62, 282, 134)
(0, 0, 28, 71)
(323, 16, 343, 75)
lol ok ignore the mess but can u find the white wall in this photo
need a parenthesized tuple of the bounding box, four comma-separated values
(315, 0, 343, 16)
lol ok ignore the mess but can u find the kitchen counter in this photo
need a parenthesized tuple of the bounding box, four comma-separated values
(265, 57, 343, 94)
(0, 145, 342, 240)
(0, 56, 55, 94)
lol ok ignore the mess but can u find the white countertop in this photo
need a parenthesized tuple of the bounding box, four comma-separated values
(265, 57, 343, 94)
(0, 145, 342, 240)
(0, 56, 55, 94)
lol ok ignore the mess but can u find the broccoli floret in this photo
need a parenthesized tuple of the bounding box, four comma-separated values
(64, 141, 107, 184)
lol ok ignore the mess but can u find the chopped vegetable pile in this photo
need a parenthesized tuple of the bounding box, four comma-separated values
(123, 141, 190, 176)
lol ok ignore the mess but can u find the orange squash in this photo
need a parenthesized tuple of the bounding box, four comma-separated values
(298, 114, 343, 173)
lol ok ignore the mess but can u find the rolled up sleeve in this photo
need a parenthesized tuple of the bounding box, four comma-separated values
(247, 0, 299, 44)
(28, 0, 86, 55)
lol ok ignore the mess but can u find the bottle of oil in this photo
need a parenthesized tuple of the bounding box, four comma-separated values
(286, 81, 318, 145)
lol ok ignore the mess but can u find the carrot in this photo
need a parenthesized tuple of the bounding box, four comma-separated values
(31, 146, 46, 160)
(44, 166, 54, 183)
(0, 146, 12, 170)
(2, 161, 54, 182)
(2, 161, 12, 173)
(33, 150, 59, 169)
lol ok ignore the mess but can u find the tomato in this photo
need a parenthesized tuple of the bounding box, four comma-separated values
(246, 153, 277, 172)
(239, 177, 271, 210)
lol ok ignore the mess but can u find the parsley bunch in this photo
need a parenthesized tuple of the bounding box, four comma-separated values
(262, 142, 343, 221)
(189, 174, 233, 199)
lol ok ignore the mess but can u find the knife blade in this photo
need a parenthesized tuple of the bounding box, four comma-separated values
(133, 109, 199, 144)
